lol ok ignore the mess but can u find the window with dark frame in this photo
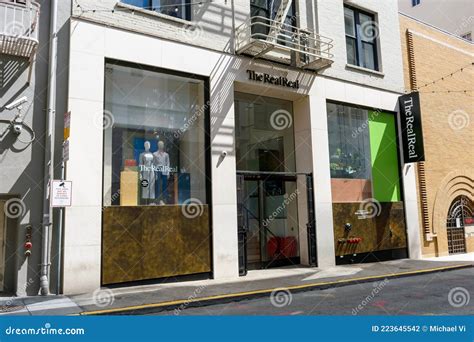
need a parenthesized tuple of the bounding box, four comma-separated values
(411, 0, 421, 7)
(461, 32, 472, 41)
(122, 0, 191, 21)
(344, 5, 379, 71)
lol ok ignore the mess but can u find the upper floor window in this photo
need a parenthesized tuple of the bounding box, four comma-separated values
(412, 0, 421, 7)
(122, 0, 191, 21)
(344, 6, 379, 71)
(461, 32, 472, 41)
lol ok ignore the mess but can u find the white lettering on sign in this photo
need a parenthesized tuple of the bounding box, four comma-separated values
(403, 97, 418, 159)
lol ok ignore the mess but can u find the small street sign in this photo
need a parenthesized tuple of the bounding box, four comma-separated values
(63, 139, 69, 162)
(64, 111, 71, 140)
(50, 180, 72, 207)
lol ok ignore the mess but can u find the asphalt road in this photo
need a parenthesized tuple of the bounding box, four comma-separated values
(151, 268, 474, 316)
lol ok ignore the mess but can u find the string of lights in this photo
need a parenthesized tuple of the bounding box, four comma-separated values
(73, 0, 472, 98)
(416, 62, 474, 90)
(418, 89, 473, 95)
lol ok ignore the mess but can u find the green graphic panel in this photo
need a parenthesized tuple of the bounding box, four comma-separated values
(368, 111, 401, 202)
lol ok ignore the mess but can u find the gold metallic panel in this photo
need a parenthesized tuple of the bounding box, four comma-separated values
(102, 205, 210, 285)
(333, 202, 407, 256)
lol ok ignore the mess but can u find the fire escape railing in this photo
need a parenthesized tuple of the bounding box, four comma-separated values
(235, 16, 334, 71)
(0, 0, 40, 81)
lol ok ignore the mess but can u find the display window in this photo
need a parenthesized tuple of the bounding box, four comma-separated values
(327, 102, 401, 203)
(103, 61, 209, 207)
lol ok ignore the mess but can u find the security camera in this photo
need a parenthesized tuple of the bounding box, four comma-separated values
(221, 151, 227, 157)
(5, 96, 28, 110)
(12, 123, 23, 135)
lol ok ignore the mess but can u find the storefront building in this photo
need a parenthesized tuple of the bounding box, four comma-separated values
(0, 0, 71, 296)
(58, 0, 422, 294)
(399, 13, 474, 257)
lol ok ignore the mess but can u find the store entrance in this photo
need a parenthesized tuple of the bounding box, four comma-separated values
(237, 172, 316, 274)
(234, 92, 316, 275)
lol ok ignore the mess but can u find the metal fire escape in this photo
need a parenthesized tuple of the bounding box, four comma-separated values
(266, 0, 293, 40)
(0, 0, 40, 81)
(235, 1, 333, 71)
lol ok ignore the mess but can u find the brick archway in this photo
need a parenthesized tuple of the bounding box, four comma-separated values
(431, 170, 474, 255)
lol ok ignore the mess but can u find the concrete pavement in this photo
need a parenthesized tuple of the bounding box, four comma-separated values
(0, 256, 472, 316)
(155, 268, 474, 316)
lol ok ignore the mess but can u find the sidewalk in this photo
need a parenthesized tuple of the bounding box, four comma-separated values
(1, 256, 472, 316)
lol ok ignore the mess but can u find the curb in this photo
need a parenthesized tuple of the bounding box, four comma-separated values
(80, 263, 473, 315)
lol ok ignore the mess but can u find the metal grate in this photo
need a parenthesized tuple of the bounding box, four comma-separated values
(235, 16, 334, 71)
(447, 227, 466, 254)
(446, 196, 473, 255)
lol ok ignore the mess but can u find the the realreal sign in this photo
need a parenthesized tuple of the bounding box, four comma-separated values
(398, 92, 425, 163)
(246, 70, 299, 89)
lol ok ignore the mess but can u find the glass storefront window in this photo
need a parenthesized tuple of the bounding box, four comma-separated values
(103, 61, 208, 207)
(327, 102, 371, 180)
(328, 102, 406, 261)
(327, 102, 401, 203)
(235, 92, 296, 173)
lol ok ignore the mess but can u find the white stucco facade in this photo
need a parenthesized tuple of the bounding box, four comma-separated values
(63, 9, 421, 293)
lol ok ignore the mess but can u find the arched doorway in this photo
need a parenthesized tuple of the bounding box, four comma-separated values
(446, 195, 473, 254)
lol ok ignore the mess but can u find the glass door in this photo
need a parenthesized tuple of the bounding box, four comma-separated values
(238, 175, 300, 270)
(261, 178, 300, 267)
(244, 180, 262, 267)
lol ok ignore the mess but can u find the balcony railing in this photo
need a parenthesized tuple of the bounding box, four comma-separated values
(0, 0, 40, 60)
(235, 16, 334, 72)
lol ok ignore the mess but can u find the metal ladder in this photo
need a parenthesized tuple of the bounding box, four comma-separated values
(267, 0, 293, 40)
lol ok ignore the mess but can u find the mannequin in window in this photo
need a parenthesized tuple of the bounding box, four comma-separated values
(153, 140, 170, 205)
(139, 141, 155, 204)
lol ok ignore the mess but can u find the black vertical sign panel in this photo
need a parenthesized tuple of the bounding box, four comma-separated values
(236, 175, 248, 276)
(398, 92, 425, 163)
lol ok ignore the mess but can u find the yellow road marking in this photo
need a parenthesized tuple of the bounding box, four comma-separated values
(80, 263, 472, 315)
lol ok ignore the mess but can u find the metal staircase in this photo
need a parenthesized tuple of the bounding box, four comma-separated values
(267, 0, 293, 41)
(235, 17, 333, 72)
